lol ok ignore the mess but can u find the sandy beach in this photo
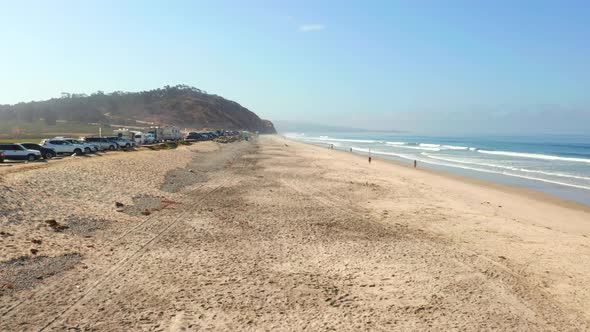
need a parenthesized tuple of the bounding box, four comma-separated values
(1, 135, 590, 331)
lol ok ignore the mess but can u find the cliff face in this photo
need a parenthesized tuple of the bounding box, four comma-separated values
(0, 85, 276, 134)
(142, 89, 276, 133)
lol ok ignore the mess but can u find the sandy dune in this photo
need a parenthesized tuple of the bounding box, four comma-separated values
(1, 135, 589, 331)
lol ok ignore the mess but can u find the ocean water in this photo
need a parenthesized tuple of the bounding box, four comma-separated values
(284, 132, 590, 206)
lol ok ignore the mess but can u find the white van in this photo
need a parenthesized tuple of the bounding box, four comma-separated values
(133, 131, 147, 145)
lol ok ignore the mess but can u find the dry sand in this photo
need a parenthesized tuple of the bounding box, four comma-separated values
(1, 135, 590, 331)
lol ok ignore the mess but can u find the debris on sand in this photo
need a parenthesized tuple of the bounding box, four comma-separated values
(161, 199, 182, 207)
(115, 202, 125, 212)
(30, 248, 39, 255)
(44, 219, 69, 232)
(31, 239, 42, 245)
(0, 281, 15, 290)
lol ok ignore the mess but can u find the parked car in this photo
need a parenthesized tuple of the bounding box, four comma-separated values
(225, 130, 239, 136)
(185, 132, 202, 140)
(53, 137, 97, 154)
(144, 133, 156, 144)
(0, 143, 41, 161)
(20, 143, 56, 159)
(105, 136, 134, 149)
(41, 139, 86, 155)
(83, 137, 118, 151)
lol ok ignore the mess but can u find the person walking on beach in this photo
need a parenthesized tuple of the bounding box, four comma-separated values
(414, 160, 417, 168)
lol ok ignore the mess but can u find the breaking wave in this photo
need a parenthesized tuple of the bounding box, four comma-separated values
(422, 153, 590, 181)
(478, 150, 590, 164)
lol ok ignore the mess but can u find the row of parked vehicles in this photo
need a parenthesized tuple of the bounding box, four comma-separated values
(0, 136, 137, 162)
(0, 130, 245, 162)
(185, 130, 240, 140)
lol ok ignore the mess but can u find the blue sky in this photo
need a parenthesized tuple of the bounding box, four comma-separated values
(1, 0, 589, 134)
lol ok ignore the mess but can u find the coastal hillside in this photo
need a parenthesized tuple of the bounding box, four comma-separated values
(0, 85, 276, 134)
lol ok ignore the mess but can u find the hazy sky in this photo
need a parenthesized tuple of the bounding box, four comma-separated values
(1, 0, 589, 135)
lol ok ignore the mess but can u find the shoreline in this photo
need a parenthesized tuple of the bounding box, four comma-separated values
(284, 136, 590, 212)
(2, 136, 590, 329)
(274, 135, 590, 322)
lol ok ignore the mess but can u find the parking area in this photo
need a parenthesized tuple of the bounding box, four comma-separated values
(0, 130, 248, 174)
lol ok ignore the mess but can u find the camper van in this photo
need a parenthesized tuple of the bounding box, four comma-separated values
(133, 131, 147, 145)
(147, 126, 182, 142)
(162, 126, 182, 141)
(113, 129, 135, 141)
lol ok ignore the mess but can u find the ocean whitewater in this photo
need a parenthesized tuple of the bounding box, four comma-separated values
(284, 133, 590, 205)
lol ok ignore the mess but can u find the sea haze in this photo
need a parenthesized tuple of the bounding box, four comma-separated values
(284, 132, 590, 206)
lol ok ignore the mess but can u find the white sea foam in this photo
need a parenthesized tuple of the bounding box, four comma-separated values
(478, 150, 590, 164)
(441, 145, 470, 150)
(386, 143, 440, 151)
(305, 137, 379, 144)
(289, 135, 590, 191)
(412, 155, 590, 191)
(352, 147, 590, 190)
(387, 142, 473, 151)
(432, 162, 590, 190)
(352, 147, 415, 160)
(422, 153, 590, 181)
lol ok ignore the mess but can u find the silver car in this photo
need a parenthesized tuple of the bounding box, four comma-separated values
(53, 137, 98, 154)
(41, 139, 86, 155)
(82, 137, 118, 151)
(0, 143, 42, 162)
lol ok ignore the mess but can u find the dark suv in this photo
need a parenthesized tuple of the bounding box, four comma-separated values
(185, 132, 203, 140)
(20, 143, 56, 159)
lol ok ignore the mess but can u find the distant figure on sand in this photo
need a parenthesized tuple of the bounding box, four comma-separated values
(369, 156, 372, 164)
(414, 160, 417, 168)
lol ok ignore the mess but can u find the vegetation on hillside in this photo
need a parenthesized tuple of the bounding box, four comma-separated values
(0, 85, 276, 136)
